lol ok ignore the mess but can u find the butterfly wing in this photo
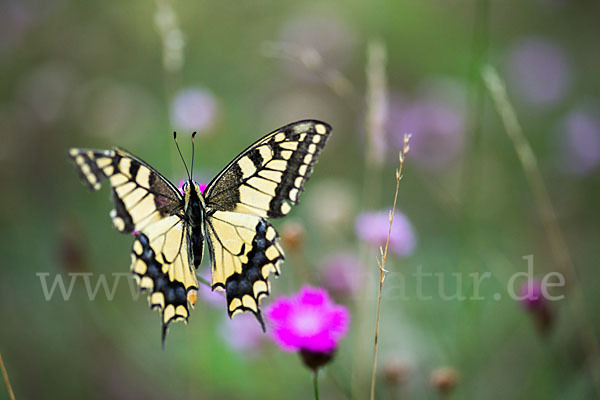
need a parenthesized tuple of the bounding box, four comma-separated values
(203, 120, 332, 324)
(203, 120, 332, 218)
(205, 211, 284, 328)
(69, 148, 198, 343)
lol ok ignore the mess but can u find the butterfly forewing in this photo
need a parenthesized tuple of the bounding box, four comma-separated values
(69, 148, 183, 233)
(204, 120, 332, 218)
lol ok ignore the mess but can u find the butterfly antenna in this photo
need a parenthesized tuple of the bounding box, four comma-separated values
(190, 132, 197, 181)
(173, 132, 191, 181)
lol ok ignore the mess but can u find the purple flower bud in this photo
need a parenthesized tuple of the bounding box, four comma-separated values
(518, 278, 545, 310)
(518, 279, 553, 333)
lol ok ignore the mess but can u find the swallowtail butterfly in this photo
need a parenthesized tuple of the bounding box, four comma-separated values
(69, 120, 332, 345)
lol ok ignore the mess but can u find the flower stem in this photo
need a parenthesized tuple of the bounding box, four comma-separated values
(369, 135, 411, 400)
(195, 273, 211, 287)
(313, 370, 320, 400)
(482, 65, 600, 396)
(0, 352, 16, 400)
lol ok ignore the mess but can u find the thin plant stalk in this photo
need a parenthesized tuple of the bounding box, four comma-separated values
(482, 65, 600, 395)
(352, 39, 389, 398)
(369, 134, 411, 400)
(313, 371, 320, 400)
(261, 41, 356, 101)
(0, 352, 16, 400)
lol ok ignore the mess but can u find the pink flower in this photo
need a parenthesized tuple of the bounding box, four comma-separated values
(170, 87, 218, 132)
(388, 86, 466, 170)
(320, 253, 363, 296)
(355, 210, 416, 256)
(220, 313, 266, 353)
(518, 278, 545, 310)
(518, 278, 553, 333)
(558, 104, 600, 175)
(265, 286, 350, 353)
(506, 37, 572, 107)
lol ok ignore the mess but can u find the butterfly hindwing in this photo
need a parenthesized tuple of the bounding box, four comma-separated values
(204, 120, 332, 218)
(69, 148, 198, 342)
(205, 210, 284, 327)
(131, 215, 198, 340)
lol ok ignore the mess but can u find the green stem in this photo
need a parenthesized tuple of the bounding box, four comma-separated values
(313, 370, 320, 400)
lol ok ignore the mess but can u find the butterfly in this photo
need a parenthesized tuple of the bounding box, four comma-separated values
(69, 120, 332, 345)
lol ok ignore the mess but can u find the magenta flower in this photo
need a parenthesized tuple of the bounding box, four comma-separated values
(170, 87, 218, 132)
(355, 210, 416, 256)
(177, 179, 207, 195)
(265, 286, 350, 353)
(518, 278, 545, 310)
(518, 279, 553, 333)
(320, 253, 363, 296)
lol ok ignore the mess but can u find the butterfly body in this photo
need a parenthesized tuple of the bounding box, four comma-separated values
(69, 120, 332, 345)
(181, 181, 207, 268)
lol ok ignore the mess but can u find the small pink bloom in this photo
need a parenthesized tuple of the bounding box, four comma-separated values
(518, 278, 545, 310)
(506, 37, 572, 107)
(220, 313, 266, 352)
(320, 253, 363, 296)
(355, 210, 416, 256)
(559, 104, 600, 175)
(265, 286, 350, 353)
(170, 87, 218, 132)
(518, 278, 553, 333)
(178, 179, 207, 195)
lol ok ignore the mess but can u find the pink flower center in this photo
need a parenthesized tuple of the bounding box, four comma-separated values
(290, 309, 323, 337)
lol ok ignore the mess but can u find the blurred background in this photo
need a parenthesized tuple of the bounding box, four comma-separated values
(1, 0, 599, 399)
